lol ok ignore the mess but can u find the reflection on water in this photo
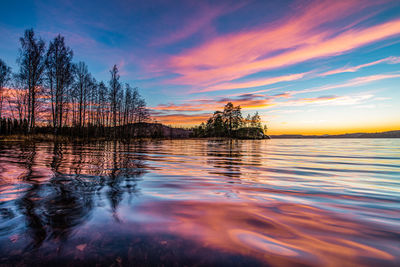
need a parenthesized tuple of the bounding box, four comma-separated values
(0, 139, 399, 266)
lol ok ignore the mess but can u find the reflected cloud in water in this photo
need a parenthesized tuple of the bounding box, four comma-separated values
(0, 139, 399, 266)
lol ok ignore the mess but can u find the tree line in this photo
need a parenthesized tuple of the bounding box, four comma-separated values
(0, 29, 150, 137)
(193, 102, 268, 139)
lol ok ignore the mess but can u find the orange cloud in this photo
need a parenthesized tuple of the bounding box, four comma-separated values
(296, 95, 338, 103)
(153, 113, 211, 125)
(151, 93, 277, 125)
(151, 104, 205, 112)
(219, 99, 274, 110)
(272, 92, 292, 98)
(152, 96, 274, 114)
(151, 102, 221, 112)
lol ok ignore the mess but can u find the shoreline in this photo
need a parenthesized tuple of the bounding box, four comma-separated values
(1, 132, 400, 142)
(0, 134, 270, 142)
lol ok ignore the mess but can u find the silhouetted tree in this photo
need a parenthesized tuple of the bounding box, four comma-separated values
(8, 74, 28, 123)
(245, 114, 251, 127)
(193, 102, 267, 138)
(206, 111, 225, 136)
(97, 81, 108, 127)
(73, 61, 89, 128)
(223, 102, 242, 134)
(87, 76, 97, 126)
(18, 29, 46, 132)
(0, 58, 12, 119)
(250, 111, 261, 128)
(136, 97, 149, 123)
(109, 64, 121, 129)
(45, 34, 74, 131)
(263, 124, 268, 134)
(123, 83, 131, 126)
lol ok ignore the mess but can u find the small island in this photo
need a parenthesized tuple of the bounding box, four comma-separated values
(191, 102, 269, 139)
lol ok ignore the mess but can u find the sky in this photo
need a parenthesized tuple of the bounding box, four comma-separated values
(0, 0, 400, 134)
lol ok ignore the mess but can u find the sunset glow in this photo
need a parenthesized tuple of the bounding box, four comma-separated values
(1, 0, 400, 134)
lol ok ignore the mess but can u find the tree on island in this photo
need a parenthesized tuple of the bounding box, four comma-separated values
(222, 102, 242, 135)
(194, 102, 268, 139)
(250, 112, 261, 128)
(206, 111, 225, 136)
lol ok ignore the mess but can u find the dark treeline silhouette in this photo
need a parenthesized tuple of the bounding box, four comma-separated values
(0, 29, 150, 138)
(193, 102, 268, 139)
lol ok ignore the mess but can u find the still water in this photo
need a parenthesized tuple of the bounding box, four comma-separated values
(0, 139, 399, 266)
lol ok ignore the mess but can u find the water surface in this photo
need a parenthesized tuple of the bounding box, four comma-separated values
(0, 139, 399, 266)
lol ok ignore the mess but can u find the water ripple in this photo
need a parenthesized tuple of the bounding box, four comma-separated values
(0, 139, 399, 266)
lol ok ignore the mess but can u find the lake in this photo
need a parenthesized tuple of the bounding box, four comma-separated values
(0, 139, 399, 266)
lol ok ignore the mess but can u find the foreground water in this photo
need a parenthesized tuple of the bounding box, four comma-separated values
(0, 139, 399, 266)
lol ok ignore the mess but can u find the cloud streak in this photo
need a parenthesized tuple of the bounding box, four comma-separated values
(151, 92, 381, 126)
(291, 73, 400, 95)
(199, 73, 308, 93)
(164, 0, 399, 88)
(153, 113, 211, 125)
(319, 56, 400, 76)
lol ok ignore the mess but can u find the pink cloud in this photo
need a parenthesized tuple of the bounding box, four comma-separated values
(151, 93, 276, 117)
(161, 0, 399, 88)
(151, 92, 375, 126)
(151, 71, 400, 126)
(199, 73, 308, 92)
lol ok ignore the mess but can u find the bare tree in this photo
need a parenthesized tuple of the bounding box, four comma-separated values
(8, 74, 28, 123)
(18, 29, 46, 132)
(123, 83, 131, 126)
(109, 64, 121, 128)
(136, 97, 149, 123)
(97, 81, 108, 127)
(87, 76, 97, 126)
(0, 59, 12, 119)
(45, 34, 74, 131)
(130, 87, 139, 124)
(73, 62, 89, 128)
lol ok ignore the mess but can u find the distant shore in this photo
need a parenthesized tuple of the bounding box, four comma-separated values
(270, 130, 400, 139)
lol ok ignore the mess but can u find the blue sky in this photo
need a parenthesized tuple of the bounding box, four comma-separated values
(1, 0, 400, 134)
